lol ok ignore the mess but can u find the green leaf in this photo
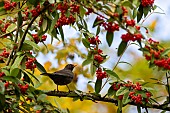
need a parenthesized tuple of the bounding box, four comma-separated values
(90, 63, 96, 76)
(161, 48, 170, 56)
(33, 105, 43, 110)
(37, 94, 47, 102)
(0, 8, 5, 16)
(0, 82, 5, 95)
(122, 91, 130, 105)
(143, 6, 151, 17)
(82, 38, 90, 48)
(96, 26, 100, 36)
(133, 8, 138, 19)
(107, 85, 116, 97)
(17, 10, 23, 27)
(0, 94, 5, 111)
(24, 40, 40, 50)
(10, 68, 20, 77)
(22, 70, 39, 82)
(106, 31, 114, 47)
(50, 14, 59, 33)
(104, 69, 120, 79)
(137, 5, 143, 23)
(1, 68, 10, 76)
(118, 100, 123, 111)
(82, 59, 93, 67)
(21, 43, 33, 50)
(122, 1, 133, 8)
(95, 78, 102, 94)
(42, 18, 47, 32)
(117, 41, 127, 56)
(3, 76, 20, 83)
(80, 6, 86, 17)
(83, 19, 88, 30)
(92, 17, 104, 28)
(6, 24, 16, 33)
(58, 26, 65, 44)
(116, 87, 129, 96)
(28, 0, 40, 6)
(137, 105, 141, 113)
(23, 71, 34, 85)
(35, 61, 47, 73)
(11, 55, 25, 69)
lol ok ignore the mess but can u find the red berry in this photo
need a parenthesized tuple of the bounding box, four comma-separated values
(126, 19, 135, 27)
(96, 68, 107, 79)
(118, 95, 123, 100)
(4, 82, 9, 88)
(141, 0, 154, 7)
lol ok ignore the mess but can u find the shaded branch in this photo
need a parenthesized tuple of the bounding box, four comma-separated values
(45, 91, 170, 111)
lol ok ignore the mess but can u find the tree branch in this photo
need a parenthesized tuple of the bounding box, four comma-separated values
(45, 91, 170, 111)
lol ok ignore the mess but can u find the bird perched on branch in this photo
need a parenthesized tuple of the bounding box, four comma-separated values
(41, 64, 76, 91)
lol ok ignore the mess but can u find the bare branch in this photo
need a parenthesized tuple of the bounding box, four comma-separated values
(45, 91, 170, 111)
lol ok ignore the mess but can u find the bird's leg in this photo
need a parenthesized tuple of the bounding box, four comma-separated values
(66, 85, 71, 92)
(57, 85, 59, 92)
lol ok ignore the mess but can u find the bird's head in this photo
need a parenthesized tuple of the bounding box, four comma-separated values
(64, 64, 77, 71)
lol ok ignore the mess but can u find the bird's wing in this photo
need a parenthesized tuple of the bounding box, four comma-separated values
(53, 69, 73, 78)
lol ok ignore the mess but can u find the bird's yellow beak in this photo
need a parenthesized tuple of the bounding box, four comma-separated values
(73, 64, 77, 67)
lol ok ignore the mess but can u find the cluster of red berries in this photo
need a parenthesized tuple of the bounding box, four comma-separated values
(141, 0, 154, 7)
(0, 49, 10, 58)
(0, 72, 9, 89)
(88, 36, 105, 64)
(18, 84, 29, 94)
(126, 19, 136, 27)
(121, 33, 143, 42)
(30, 4, 41, 17)
(112, 81, 152, 104)
(57, 2, 69, 13)
(54, 2, 80, 28)
(143, 38, 170, 70)
(0, 72, 5, 77)
(95, 16, 120, 32)
(103, 22, 119, 32)
(96, 68, 107, 79)
(121, 6, 128, 16)
(70, 4, 80, 13)
(154, 59, 170, 70)
(1, 22, 11, 33)
(85, 8, 93, 15)
(54, 15, 75, 28)
(23, 4, 41, 20)
(25, 57, 36, 70)
(32, 34, 47, 44)
(4, 1, 17, 11)
(94, 54, 104, 64)
(88, 36, 101, 45)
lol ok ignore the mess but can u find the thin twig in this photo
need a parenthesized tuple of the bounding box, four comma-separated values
(6, 2, 22, 66)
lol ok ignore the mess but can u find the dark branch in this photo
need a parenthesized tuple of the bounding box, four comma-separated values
(45, 91, 170, 111)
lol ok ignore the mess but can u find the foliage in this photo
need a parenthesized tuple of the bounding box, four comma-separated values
(0, 0, 169, 113)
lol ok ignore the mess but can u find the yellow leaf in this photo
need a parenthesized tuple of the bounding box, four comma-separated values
(44, 61, 52, 71)
(148, 19, 157, 32)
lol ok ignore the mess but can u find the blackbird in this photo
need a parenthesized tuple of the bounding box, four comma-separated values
(41, 64, 76, 91)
